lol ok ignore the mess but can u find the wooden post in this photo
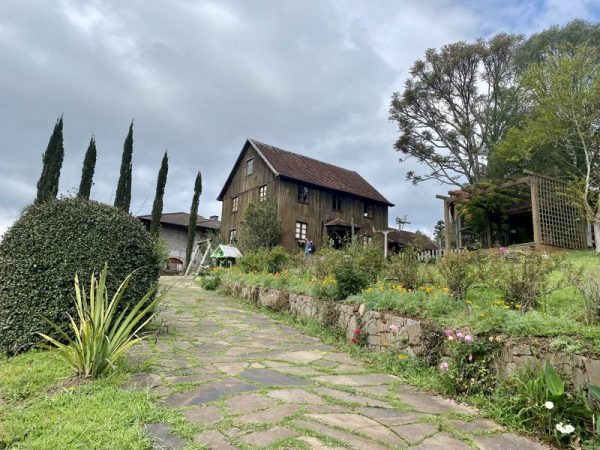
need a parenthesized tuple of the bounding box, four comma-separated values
(530, 177, 542, 245)
(444, 200, 451, 254)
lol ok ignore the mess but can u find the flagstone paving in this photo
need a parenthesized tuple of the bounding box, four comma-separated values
(128, 277, 549, 449)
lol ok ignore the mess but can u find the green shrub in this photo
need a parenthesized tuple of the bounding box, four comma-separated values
(572, 268, 600, 324)
(237, 246, 289, 274)
(200, 274, 221, 290)
(333, 262, 368, 300)
(39, 264, 161, 378)
(490, 252, 563, 311)
(386, 246, 422, 289)
(437, 252, 478, 300)
(0, 198, 162, 355)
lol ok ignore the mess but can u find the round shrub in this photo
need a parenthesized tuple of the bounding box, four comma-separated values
(0, 198, 162, 355)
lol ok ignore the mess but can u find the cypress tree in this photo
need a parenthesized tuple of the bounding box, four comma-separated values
(149, 151, 169, 237)
(185, 171, 202, 269)
(35, 116, 64, 203)
(114, 121, 134, 211)
(77, 136, 97, 199)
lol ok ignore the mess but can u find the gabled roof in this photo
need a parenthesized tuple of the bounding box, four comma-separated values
(387, 229, 438, 251)
(138, 212, 220, 229)
(217, 139, 394, 206)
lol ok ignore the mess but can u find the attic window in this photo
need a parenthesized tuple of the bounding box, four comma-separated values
(298, 185, 309, 203)
(246, 158, 254, 176)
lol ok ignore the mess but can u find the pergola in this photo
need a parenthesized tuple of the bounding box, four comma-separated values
(437, 171, 588, 253)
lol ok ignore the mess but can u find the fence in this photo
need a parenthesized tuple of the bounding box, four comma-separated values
(416, 248, 465, 262)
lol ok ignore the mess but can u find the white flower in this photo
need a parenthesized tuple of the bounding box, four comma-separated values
(555, 423, 575, 435)
(544, 401, 554, 410)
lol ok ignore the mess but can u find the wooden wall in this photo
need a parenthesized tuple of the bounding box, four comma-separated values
(219, 145, 277, 244)
(276, 179, 389, 252)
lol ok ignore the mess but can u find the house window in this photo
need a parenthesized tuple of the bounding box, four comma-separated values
(363, 202, 373, 218)
(362, 235, 373, 245)
(246, 158, 254, 176)
(259, 185, 267, 202)
(298, 185, 309, 203)
(229, 229, 237, 244)
(295, 222, 307, 240)
(332, 194, 342, 211)
(232, 196, 239, 212)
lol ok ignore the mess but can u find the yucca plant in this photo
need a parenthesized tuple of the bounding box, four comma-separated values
(38, 264, 161, 378)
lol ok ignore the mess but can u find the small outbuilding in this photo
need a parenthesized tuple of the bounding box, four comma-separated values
(210, 244, 243, 267)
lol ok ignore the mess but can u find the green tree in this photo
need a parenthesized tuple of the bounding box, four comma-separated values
(389, 34, 523, 186)
(496, 47, 600, 251)
(35, 116, 64, 203)
(114, 122, 134, 212)
(77, 136, 97, 199)
(514, 20, 600, 72)
(433, 220, 445, 247)
(149, 151, 168, 237)
(239, 200, 281, 251)
(185, 171, 202, 269)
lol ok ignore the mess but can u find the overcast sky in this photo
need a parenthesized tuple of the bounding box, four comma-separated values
(1, 0, 600, 238)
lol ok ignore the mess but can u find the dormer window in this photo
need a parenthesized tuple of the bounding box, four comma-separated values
(298, 185, 309, 203)
(246, 158, 254, 176)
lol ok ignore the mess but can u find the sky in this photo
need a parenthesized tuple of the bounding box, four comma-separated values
(1, 0, 600, 239)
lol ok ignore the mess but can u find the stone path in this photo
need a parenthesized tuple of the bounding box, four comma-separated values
(127, 277, 548, 450)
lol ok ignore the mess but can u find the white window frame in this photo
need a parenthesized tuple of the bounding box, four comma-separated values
(232, 196, 239, 212)
(246, 158, 254, 176)
(259, 185, 267, 202)
(229, 229, 237, 244)
(295, 221, 307, 240)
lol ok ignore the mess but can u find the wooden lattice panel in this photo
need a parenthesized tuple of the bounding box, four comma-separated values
(536, 176, 586, 249)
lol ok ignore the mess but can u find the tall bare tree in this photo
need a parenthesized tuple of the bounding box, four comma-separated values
(389, 34, 523, 186)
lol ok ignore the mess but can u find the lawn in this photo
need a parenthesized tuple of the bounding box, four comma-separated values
(0, 350, 180, 449)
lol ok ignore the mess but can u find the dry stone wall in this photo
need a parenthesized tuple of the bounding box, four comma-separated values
(221, 280, 600, 389)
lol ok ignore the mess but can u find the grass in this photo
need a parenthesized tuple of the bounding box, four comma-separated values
(0, 350, 186, 449)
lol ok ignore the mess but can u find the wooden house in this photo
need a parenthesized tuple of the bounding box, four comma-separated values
(217, 139, 394, 252)
(138, 212, 220, 272)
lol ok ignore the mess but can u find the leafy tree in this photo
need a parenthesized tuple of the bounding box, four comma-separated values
(114, 122, 134, 212)
(389, 34, 523, 186)
(35, 116, 64, 203)
(238, 200, 281, 251)
(149, 151, 168, 237)
(514, 20, 600, 72)
(496, 47, 600, 251)
(77, 136, 97, 199)
(185, 171, 202, 269)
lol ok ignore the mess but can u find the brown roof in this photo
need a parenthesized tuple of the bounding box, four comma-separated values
(217, 139, 394, 206)
(324, 218, 362, 228)
(387, 229, 438, 251)
(138, 212, 220, 230)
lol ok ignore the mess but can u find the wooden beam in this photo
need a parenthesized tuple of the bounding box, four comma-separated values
(443, 199, 451, 253)
(530, 177, 542, 244)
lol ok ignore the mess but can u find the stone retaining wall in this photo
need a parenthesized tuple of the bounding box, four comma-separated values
(220, 280, 600, 389)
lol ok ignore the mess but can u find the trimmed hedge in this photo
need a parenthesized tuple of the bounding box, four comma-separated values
(0, 198, 162, 355)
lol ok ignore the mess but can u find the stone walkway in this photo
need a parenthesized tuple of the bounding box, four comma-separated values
(128, 277, 548, 450)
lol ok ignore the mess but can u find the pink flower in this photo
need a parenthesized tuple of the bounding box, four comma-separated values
(499, 247, 507, 255)
(439, 362, 449, 371)
(456, 332, 464, 339)
(390, 324, 399, 333)
(354, 328, 362, 335)
(445, 329, 454, 337)
(464, 335, 473, 343)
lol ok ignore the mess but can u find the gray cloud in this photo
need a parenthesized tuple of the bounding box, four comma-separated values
(1, 0, 599, 238)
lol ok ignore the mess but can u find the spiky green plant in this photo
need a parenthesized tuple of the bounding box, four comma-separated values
(38, 264, 161, 378)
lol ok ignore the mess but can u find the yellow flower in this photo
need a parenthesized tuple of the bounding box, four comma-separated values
(398, 354, 406, 360)
(515, 304, 522, 309)
(442, 287, 450, 293)
(465, 300, 472, 305)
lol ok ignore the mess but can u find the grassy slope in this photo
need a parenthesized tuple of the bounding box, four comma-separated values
(0, 351, 179, 449)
